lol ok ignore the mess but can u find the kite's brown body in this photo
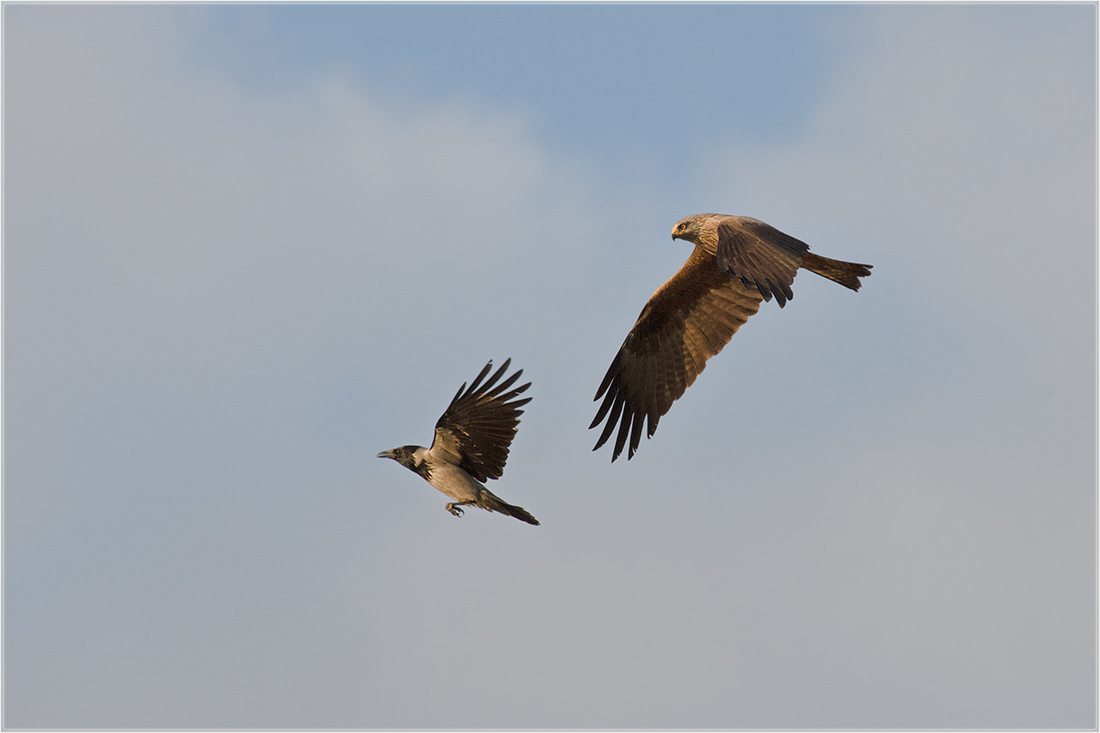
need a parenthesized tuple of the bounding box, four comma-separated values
(591, 213, 872, 462)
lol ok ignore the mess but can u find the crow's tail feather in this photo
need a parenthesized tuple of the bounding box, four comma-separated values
(480, 491, 539, 526)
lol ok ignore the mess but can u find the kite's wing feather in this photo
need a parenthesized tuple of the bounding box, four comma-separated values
(591, 248, 763, 461)
(715, 216, 809, 307)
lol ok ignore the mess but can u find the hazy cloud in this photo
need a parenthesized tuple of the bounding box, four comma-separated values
(4, 4, 1094, 729)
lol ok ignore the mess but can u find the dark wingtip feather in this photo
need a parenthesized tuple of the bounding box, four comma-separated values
(592, 392, 624, 451)
(771, 281, 789, 308)
(450, 381, 468, 406)
(645, 411, 660, 439)
(611, 402, 632, 461)
(593, 354, 620, 401)
(628, 409, 644, 459)
(480, 359, 508, 393)
(746, 277, 773, 303)
(491, 368, 522, 397)
(465, 361, 495, 396)
(589, 384, 616, 430)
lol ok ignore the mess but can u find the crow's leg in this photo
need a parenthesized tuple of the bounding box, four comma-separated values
(445, 501, 475, 517)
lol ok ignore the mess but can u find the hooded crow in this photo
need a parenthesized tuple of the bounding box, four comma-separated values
(378, 359, 538, 525)
(591, 213, 872, 462)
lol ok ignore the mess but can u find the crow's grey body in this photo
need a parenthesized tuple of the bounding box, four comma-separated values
(378, 359, 538, 525)
(590, 213, 873, 462)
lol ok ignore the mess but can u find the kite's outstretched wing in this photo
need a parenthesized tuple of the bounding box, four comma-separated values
(590, 248, 764, 461)
(714, 216, 809, 307)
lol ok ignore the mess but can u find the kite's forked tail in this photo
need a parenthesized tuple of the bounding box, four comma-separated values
(803, 252, 873, 292)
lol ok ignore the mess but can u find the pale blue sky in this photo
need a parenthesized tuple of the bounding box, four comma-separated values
(189, 4, 851, 158)
(4, 3, 1096, 729)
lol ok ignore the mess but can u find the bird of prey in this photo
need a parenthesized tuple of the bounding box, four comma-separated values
(590, 213, 873, 462)
(378, 359, 539, 525)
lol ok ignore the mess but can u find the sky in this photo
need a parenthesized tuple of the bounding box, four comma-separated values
(3, 2, 1096, 729)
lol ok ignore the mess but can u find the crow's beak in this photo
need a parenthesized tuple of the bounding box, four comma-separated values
(376, 450, 394, 460)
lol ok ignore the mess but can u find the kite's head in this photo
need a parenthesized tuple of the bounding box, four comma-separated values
(671, 213, 710, 244)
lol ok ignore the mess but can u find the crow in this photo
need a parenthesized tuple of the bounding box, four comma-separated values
(379, 359, 538, 524)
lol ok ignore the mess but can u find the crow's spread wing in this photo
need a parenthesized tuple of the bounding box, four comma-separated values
(715, 216, 809, 307)
(431, 359, 531, 482)
(590, 247, 763, 461)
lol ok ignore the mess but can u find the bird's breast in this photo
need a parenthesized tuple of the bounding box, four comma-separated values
(423, 462, 484, 503)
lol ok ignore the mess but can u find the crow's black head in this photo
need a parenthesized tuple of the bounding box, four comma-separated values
(377, 445, 418, 467)
(377, 445, 430, 479)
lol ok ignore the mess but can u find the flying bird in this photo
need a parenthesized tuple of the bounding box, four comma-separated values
(378, 359, 539, 525)
(591, 213, 872, 462)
